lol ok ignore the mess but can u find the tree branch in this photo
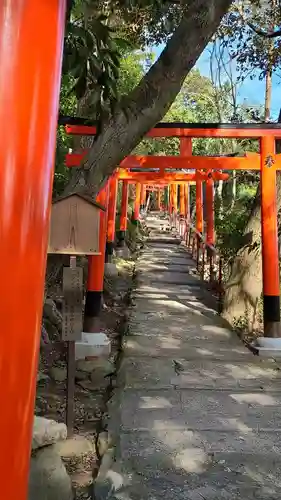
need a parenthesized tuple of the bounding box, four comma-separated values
(236, 2, 281, 38)
(247, 21, 281, 38)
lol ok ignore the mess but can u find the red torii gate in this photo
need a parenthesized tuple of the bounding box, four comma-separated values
(65, 142, 232, 331)
(66, 150, 231, 239)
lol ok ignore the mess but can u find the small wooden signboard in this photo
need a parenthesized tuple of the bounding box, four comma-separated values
(62, 266, 83, 341)
(62, 258, 83, 436)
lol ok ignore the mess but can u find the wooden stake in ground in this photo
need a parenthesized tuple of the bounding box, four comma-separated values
(62, 256, 83, 436)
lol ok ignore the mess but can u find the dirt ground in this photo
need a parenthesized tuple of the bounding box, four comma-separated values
(36, 257, 135, 495)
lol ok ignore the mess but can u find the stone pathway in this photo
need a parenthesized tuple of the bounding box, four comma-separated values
(96, 214, 281, 500)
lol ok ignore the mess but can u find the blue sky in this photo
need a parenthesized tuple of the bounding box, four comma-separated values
(153, 43, 281, 120)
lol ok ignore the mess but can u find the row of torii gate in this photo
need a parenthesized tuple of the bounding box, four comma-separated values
(64, 120, 281, 343)
(1, 4, 281, 500)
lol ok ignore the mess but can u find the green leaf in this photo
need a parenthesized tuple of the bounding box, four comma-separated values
(71, 63, 88, 99)
(67, 23, 87, 39)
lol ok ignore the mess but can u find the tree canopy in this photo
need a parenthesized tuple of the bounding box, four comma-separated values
(57, 0, 281, 200)
(218, 1, 281, 78)
(61, 0, 233, 196)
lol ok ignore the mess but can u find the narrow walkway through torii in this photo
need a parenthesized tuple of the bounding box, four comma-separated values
(94, 213, 281, 500)
(65, 121, 281, 340)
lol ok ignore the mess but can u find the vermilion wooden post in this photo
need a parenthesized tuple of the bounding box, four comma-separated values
(156, 188, 161, 210)
(133, 182, 141, 223)
(163, 187, 166, 210)
(118, 180, 129, 246)
(84, 186, 108, 332)
(180, 138, 192, 156)
(179, 184, 185, 237)
(180, 138, 192, 231)
(196, 177, 203, 235)
(106, 176, 118, 263)
(172, 184, 178, 227)
(184, 183, 190, 221)
(0, 1, 66, 499)
(172, 184, 178, 212)
(179, 185, 185, 216)
(206, 174, 215, 245)
(140, 184, 146, 210)
(260, 136, 281, 337)
(195, 174, 203, 265)
(168, 185, 173, 215)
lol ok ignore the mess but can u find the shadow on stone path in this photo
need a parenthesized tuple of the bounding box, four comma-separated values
(94, 213, 281, 500)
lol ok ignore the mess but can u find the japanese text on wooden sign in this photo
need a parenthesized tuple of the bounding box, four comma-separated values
(62, 267, 83, 341)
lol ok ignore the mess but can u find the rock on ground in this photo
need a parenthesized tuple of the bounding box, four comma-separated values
(32, 416, 67, 450)
(76, 358, 114, 375)
(54, 435, 94, 460)
(104, 262, 119, 278)
(29, 446, 73, 500)
(49, 366, 67, 382)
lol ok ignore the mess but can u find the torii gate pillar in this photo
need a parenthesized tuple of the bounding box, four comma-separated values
(260, 136, 281, 338)
(0, 1, 67, 499)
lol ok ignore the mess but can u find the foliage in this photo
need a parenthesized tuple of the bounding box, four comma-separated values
(134, 67, 260, 158)
(215, 185, 256, 260)
(54, 75, 77, 197)
(218, 0, 281, 79)
(63, 13, 126, 121)
(63, 0, 185, 122)
(55, 47, 150, 195)
(118, 51, 155, 96)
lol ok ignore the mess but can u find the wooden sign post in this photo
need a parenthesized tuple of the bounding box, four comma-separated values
(62, 256, 83, 436)
(48, 195, 105, 434)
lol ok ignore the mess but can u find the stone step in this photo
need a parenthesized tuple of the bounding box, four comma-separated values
(137, 257, 195, 266)
(137, 265, 195, 274)
(125, 335, 254, 361)
(110, 431, 281, 499)
(118, 357, 281, 390)
(140, 249, 186, 257)
(118, 388, 281, 432)
(129, 314, 232, 340)
(138, 272, 200, 285)
(134, 290, 201, 298)
(117, 428, 281, 467)
(146, 238, 181, 245)
(140, 249, 189, 257)
(133, 285, 218, 303)
(132, 298, 218, 319)
(135, 285, 202, 293)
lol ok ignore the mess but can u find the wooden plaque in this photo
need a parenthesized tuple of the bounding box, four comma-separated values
(48, 195, 100, 255)
(62, 267, 83, 341)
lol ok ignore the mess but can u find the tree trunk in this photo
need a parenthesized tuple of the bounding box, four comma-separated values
(64, 0, 233, 197)
(222, 174, 281, 331)
(230, 170, 237, 208)
(264, 69, 272, 122)
(216, 179, 224, 218)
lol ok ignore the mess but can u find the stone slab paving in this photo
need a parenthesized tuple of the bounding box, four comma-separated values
(139, 256, 196, 265)
(98, 215, 281, 500)
(138, 272, 201, 285)
(138, 264, 196, 273)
